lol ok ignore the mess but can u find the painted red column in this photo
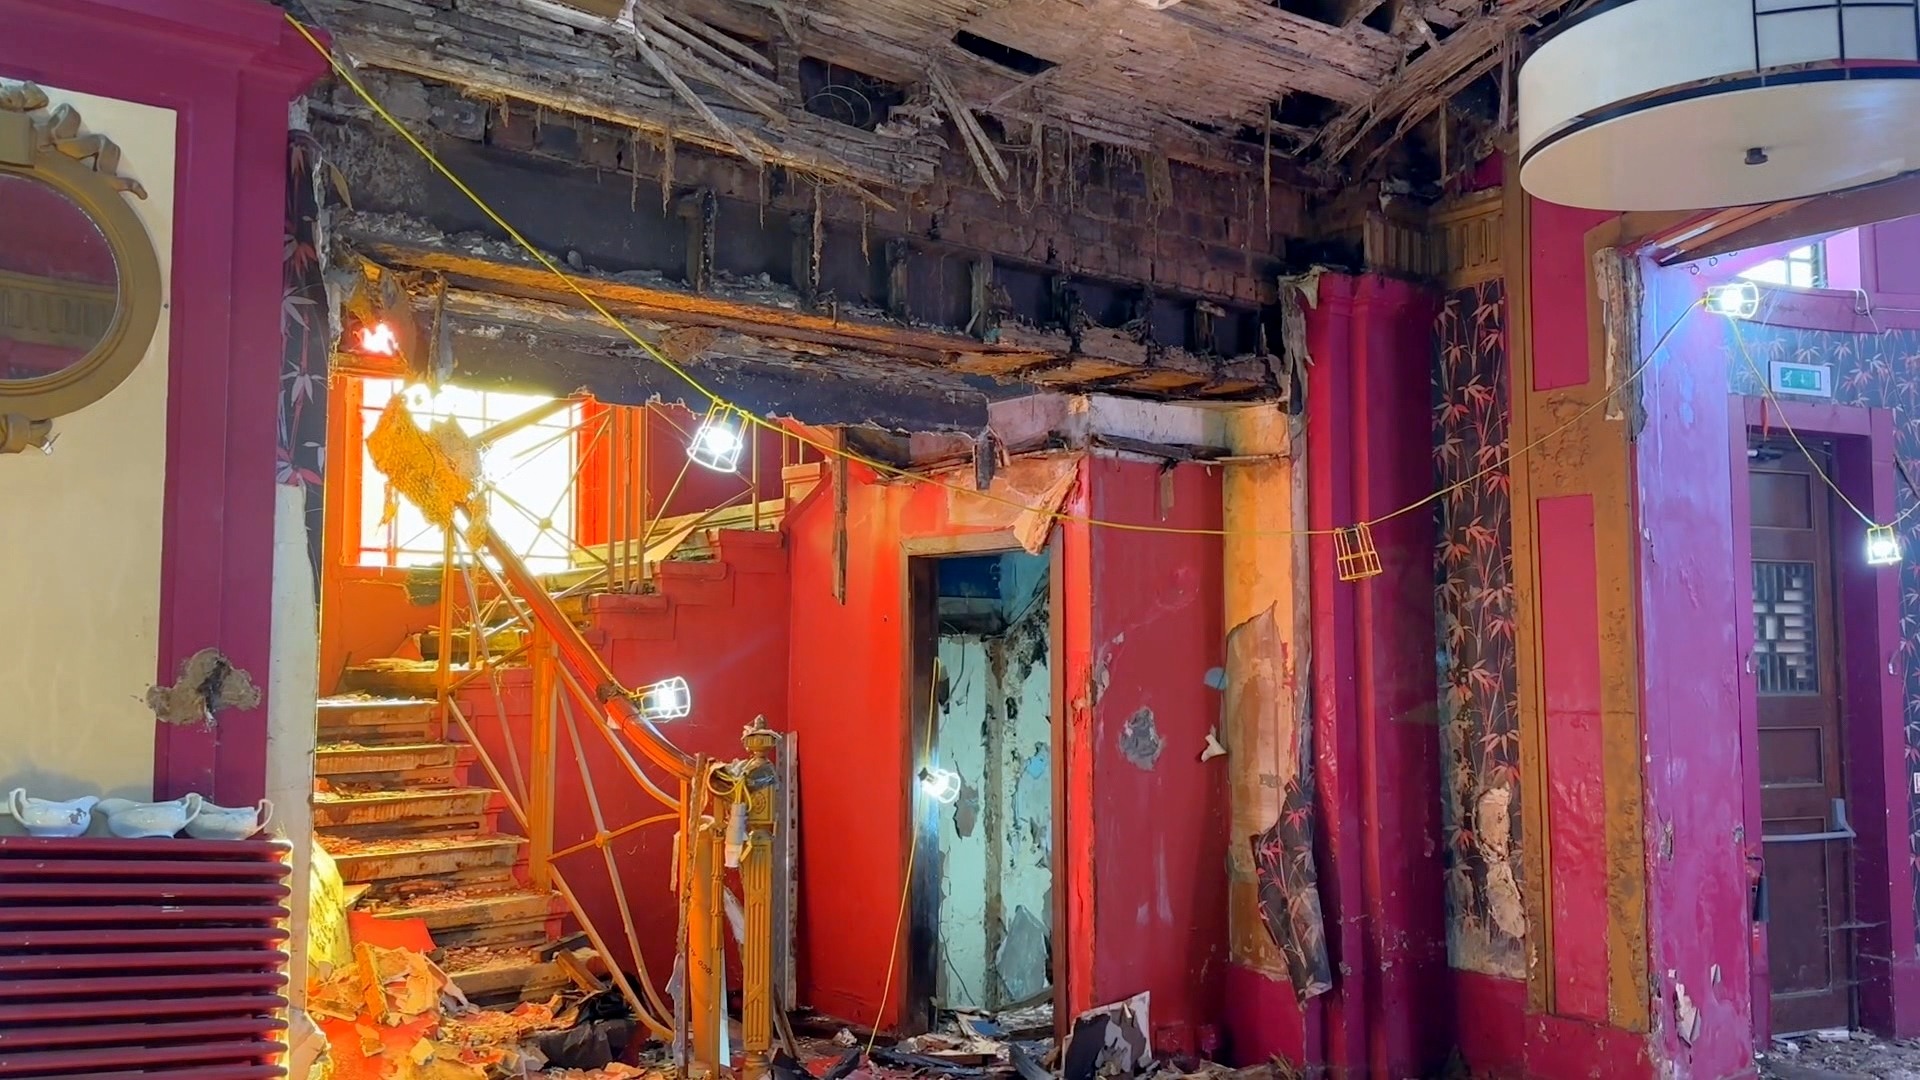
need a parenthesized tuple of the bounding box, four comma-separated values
(1299, 273, 1449, 1077)
(0, 0, 326, 803)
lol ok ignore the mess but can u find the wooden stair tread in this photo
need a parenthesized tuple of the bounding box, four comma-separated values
(316, 740, 456, 755)
(446, 947, 593, 1002)
(366, 888, 562, 930)
(320, 834, 524, 857)
(313, 786, 493, 804)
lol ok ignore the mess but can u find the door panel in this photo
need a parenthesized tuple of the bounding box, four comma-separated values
(1751, 438, 1853, 1034)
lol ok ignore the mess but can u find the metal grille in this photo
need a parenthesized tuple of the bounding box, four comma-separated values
(1754, 560, 1820, 695)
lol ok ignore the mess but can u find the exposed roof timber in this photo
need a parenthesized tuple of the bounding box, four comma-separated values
(337, 215, 1278, 401)
(1316, 0, 1577, 166)
(1660, 172, 1920, 262)
(297, 0, 944, 194)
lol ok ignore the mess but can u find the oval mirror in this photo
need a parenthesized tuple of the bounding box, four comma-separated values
(0, 172, 119, 384)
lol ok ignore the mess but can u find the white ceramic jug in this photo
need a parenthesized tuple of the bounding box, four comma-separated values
(6, 789, 99, 838)
(97, 793, 203, 838)
(184, 798, 273, 840)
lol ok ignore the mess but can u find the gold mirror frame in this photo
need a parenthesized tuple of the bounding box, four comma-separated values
(0, 82, 162, 421)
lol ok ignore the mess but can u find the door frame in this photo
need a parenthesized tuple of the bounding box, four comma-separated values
(900, 531, 1068, 1033)
(1730, 397, 1912, 1042)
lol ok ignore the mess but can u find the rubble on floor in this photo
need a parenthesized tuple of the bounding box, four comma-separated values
(1760, 1030, 1920, 1079)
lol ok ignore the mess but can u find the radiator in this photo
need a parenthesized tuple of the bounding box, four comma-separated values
(0, 834, 293, 1079)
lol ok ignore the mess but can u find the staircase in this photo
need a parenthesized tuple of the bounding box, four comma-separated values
(311, 507, 788, 1011)
(313, 687, 589, 1004)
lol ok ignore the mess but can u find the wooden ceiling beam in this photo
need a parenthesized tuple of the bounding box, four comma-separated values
(1663, 172, 1920, 262)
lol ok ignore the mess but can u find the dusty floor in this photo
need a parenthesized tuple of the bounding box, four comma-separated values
(1760, 1032, 1920, 1079)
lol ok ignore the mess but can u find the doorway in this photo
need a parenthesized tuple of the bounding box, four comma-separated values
(1749, 437, 1855, 1034)
(906, 546, 1056, 1031)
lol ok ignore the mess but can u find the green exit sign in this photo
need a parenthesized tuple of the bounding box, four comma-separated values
(1769, 361, 1832, 398)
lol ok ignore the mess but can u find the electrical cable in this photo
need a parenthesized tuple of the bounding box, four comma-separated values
(283, 14, 1708, 545)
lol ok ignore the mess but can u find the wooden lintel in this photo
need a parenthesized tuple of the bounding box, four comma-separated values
(347, 233, 1054, 367)
(1650, 174, 1918, 263)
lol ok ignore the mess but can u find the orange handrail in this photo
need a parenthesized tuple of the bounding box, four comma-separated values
(477, 525, 696, 782)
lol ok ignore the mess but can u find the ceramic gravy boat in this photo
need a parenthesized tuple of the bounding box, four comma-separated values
(7, 789, 99, 837)
(184, 798, 272, 841)
(97, 793, 203, 838)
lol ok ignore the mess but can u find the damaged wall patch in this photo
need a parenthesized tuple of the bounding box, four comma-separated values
(146, 648, 262, 729)
(1119, 708, 1164, 770)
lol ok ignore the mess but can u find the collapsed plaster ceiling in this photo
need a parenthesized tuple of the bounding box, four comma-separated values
(290, 0, 1588, 195)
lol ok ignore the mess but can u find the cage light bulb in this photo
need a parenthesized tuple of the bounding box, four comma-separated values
(688, 409, 746, 473)
(634, 676, 692, 722)
(1866, 524, 1902, 567)
(1705, 281, 1760, 320)
(918, 766, 962, 805)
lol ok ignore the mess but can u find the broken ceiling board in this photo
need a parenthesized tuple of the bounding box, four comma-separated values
(297, 0, 944, 192)
(1316, 0, 1579, 165)
(440, 311, 994, 432)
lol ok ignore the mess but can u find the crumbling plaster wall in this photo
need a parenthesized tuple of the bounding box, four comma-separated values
(934, 557, 1052, 1012)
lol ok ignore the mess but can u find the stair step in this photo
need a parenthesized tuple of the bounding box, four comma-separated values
(315, 742, 461, 786)
(340, 661, 490, 699)
(363, 887, 562, 950)
(368, 887, 561, 931)
(312, 787, 494, 829)
(317, 697, 439, 744)
(446, 947, 594, 1005)
(322, 834, 526, 884)
(418, 626, 527, 663)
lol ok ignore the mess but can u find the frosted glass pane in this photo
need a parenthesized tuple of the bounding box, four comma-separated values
(1757, 9, 1842, 66)
(1844, 8, 1919, 61)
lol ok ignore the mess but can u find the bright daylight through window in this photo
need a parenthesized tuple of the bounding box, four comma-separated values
(357, 378, 580, 572)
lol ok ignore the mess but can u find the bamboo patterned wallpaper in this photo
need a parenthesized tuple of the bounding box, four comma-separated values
(1722, 318, 1920, 939)
(282, 130, 329, 584)
(1434, 279, 1528, 977)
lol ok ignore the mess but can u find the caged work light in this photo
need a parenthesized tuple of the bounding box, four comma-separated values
(918, 766, 962, 805)
(1705, 281, 1760, 320)
(688, 403, 749, 473)
(1866, 524, 1903, 567)
(632, 676, 692, 722)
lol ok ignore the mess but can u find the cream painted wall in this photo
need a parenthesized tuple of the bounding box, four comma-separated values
(0, 82, 175, 806)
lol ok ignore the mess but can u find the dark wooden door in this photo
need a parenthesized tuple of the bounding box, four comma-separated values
(1750, 438, 1854, 1034)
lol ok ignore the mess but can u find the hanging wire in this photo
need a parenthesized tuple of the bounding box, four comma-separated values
(284, 14, 1708, 545)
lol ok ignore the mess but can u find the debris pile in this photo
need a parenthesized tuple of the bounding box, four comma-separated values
(302, 840, 633, 1080)
(1760, 1029, 1920, 1079)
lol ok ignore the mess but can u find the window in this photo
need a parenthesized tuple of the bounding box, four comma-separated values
(1740, 243, 1826, 289)
(357, 378, 580, 573)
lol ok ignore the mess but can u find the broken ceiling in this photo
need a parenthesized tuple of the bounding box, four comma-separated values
(291, 0, 1587, 195)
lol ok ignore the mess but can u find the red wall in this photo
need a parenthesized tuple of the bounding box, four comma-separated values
(785, 451, 1232, 1037)
(784, 456, 1086, 1026)
(0, 0, 325, 803)
(1085, 455, 1229, 1040)
(454, 530, 790, 984)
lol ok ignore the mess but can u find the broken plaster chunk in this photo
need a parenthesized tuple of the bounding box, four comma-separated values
(146, 648, 261, 729)
(1200, 728, 1227, 762)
